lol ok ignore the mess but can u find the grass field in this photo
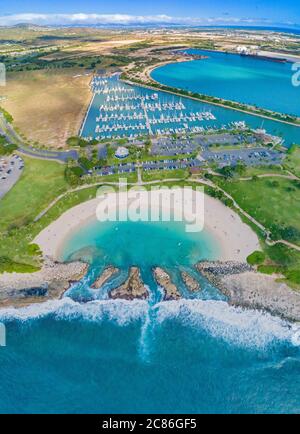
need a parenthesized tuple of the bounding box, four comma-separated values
(142, 168, 189, 182)
(41, 39, 145, 60)
(239, 165, 290, 177)
(0, 156, 68, 233)
(0, 185, 99, 271)
(1, 69, 92, 148)
(284, 146, 300, 178)
(82, 172, 138, 184)
(216, 176, 300, 245)
(0, 155, 139, 271)
(210, 174, 300, 287)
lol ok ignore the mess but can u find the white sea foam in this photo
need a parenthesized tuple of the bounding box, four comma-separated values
(0, 297, 148, 326)
(154, 299, 298, 348)
(0, 297, 299, 348)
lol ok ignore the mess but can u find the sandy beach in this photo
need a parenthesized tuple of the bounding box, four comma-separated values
(34, 189, 261, 262)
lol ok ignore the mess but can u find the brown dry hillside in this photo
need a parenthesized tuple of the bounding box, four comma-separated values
(1, 69, 92, 148)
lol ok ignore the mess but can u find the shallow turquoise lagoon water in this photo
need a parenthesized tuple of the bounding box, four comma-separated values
(0, 220, 300, 413)
(151, 49, 300, 117)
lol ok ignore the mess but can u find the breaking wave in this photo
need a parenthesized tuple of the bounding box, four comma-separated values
(0, 297, 299, 348)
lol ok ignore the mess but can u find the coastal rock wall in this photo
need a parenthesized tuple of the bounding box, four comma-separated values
(196, 261, 300, 322)
(221, 272, 300, 323)
(0, 258, 88, 307)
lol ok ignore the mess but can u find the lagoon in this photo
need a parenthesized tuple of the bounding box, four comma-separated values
(151, 49, 300, 117)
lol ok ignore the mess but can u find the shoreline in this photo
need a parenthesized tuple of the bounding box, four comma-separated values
(196, 261, 300, 322)
(33, 189, 261, 263)
(0, 258, 88, 308)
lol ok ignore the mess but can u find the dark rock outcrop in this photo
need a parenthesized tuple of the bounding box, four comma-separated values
(153, 267, 181, 300)
(109, 267, 148, 300)
(91, 266, 119, 289)
(181, 271, 200, 292)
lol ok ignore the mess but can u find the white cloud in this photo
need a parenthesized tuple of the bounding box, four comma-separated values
(0, 13, 181, 26)
(0, 13, 282, 27)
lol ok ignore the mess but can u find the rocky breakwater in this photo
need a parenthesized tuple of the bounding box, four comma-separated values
(196, 261, 300, 322)
(153, 267, 181, 300)
(0, 257, 89, 307)
(91, 266, 119, 289)
(181, 271, 200, 292)
(109, 267, 148, 300)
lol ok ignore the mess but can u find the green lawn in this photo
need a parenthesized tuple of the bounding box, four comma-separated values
(0, 156, 68, 233)
(142, 168, 189, 182)
(0, 155, 140, 271)
(213, 174, 300, 287)
(82, 171, 138, 184)
(0, 185, 99, 271)
(237, 165, 289, 177)
(284, 146, 300, 178)
(140, 152, 197, 163)
(263, 243, 300, 289)
(216, 176, 300, 245)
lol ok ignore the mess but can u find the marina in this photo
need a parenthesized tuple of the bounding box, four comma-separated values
(81, 74, 219, 140)
(81, 74, 300, 147)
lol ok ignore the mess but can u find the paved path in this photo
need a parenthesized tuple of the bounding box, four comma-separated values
(1, 112, 299, 252)
(266, 238, 300, 252)
(239, 173, 300, 181)
(137, 166, 142, 185)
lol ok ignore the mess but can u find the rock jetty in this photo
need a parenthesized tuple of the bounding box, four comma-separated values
(181, 271, 200, 292)
(91, 266, 119, 289)
(0, 257, 88, 307)
(195, 261, 300, 322)
(153, 267, 181, 300)
(109, 267, 148, 300)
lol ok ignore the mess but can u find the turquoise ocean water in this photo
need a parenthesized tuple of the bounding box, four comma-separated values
(151, 49, 300, 117)
(0, 220, 300, 414)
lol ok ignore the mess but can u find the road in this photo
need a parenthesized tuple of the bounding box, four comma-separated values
(17, 145, 78, 163)
(0, 112, 79, 163)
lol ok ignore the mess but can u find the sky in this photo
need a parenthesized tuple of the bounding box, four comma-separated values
(0, 0, 299, 29)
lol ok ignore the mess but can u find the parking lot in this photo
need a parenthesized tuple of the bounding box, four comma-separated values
(201, 147, 284, 168)
(0, 154, 24, 199)
(150, 131, 261, 157)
